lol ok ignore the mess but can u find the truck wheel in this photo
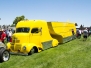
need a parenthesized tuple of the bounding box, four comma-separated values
(28, 48, 35, 55)
(0, 48, 10, 63)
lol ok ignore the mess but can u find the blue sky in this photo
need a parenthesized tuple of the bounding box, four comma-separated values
(0, 0, 91, 28)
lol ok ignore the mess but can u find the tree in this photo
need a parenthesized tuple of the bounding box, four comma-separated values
(11, 24, 15, 27)
(80, 24, 84, 30)
(13, 15, 26, 26)
(75, 23, 78, 26)
(2, 25, 6, 29)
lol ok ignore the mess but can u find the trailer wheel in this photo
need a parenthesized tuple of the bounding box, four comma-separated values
(0, 48, 10, 63)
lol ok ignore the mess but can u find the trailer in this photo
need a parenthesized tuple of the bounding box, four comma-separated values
(6, 20, 76, 55)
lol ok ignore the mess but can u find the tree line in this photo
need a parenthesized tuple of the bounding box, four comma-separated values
(12, 15, 27, 26)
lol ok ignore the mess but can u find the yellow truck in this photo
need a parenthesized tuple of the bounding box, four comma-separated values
(6, 20, 76, 55)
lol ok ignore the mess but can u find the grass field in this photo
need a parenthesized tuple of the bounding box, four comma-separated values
(0, 36, 91, 68)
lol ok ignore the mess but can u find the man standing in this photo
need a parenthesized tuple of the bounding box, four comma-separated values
(76, 29, 81, 39)
(83, 28, 88, 41)
(7, 29, 12, 42)
(0, 29, 6, 44)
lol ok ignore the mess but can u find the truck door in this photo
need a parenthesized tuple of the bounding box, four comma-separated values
(30, 27, 42, 45)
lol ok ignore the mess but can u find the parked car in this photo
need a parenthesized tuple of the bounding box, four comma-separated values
(0, 42, 10, 63)
(0, 29, 10, 63)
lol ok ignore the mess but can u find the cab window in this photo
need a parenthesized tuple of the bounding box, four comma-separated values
(16, 27, 30, 33)
(31, 28, 39, 33)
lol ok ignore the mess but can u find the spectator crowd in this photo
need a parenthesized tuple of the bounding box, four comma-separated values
(0, 28, 14, 44)
(0, 26, 91, 44)
(76, 28, 90, 41)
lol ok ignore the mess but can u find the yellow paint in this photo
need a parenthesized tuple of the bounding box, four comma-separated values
(6, 20, 76, 55)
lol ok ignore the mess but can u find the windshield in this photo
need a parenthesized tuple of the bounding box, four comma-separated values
(16, 27, 30, 33)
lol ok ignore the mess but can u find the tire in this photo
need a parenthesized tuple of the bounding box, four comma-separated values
(28, 48, 35, 55)
(0, 48, 10, 63)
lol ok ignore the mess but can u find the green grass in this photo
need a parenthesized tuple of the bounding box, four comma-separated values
(0, 36, 91, 68)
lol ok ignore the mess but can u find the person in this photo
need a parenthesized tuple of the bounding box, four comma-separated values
(71, 29, 76, 39)
(76, 29, 81, 39)
(0, 29, 6, 44)
(4, 29, 9, 42)
(7, 29, 12, 42)
(88, 28, 91, 36)
(72, 29, 75, 35)
(83, 28, 88, 41)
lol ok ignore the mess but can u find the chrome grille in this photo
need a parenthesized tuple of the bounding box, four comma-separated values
(11, 45, 14, 50)
(12, 39, 20, 43)
(16, 40, 20, 43)
(14, 44, 21, 51)
(12, 40, 15, 43)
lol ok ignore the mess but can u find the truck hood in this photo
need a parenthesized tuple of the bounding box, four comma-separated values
(12, 33, 30, 43)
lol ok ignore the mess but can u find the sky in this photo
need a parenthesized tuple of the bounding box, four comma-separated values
(0, 0, 91, 28)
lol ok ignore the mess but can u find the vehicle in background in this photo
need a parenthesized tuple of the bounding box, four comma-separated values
(0, 31, 10, 63)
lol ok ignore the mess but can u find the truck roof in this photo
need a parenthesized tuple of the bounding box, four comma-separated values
(16, 20, 75, 28)
(16, 20, 46, 28)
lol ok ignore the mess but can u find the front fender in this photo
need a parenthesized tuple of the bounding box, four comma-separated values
(21, 43, 38, 53)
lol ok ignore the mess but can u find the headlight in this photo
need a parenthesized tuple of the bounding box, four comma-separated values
(23, 46, 26, 50)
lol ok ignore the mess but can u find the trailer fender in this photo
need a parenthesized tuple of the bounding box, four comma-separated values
(52, 39, 59, 47)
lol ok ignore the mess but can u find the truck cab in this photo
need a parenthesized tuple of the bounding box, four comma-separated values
(7, 20, 55, 55)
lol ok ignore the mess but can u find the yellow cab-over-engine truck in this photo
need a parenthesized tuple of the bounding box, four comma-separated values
(6, 20, 76, 55)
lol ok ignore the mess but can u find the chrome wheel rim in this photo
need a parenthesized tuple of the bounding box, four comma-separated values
(3, 51, 9, 61)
